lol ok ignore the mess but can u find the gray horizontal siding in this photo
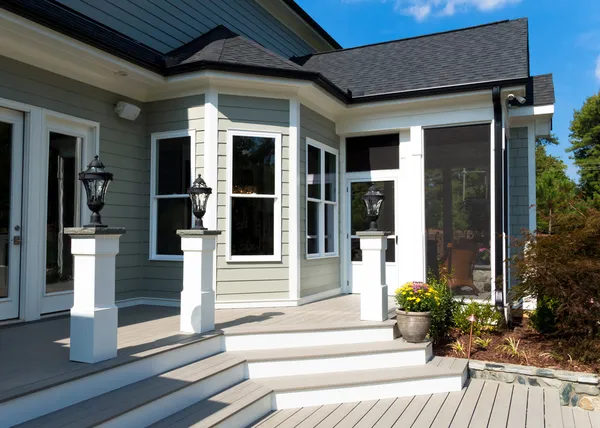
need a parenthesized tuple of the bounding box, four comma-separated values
(299, 105, 341, 298)
(56, 0, 315, 58)
(143, 95, 205, 296)
(216, 94, 290, 302)
(0, 55, 147, 301)
(508, 127, 530, 291)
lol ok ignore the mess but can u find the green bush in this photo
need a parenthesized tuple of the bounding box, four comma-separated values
(530, 296, 559, 334)
(452, 301, 503, 336)
(428, 274, 458, 343)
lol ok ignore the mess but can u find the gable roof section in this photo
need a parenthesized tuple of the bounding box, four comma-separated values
(165, 26, 303, 73)
(296, 19, 530, 98)
(528, 74, 555, 106)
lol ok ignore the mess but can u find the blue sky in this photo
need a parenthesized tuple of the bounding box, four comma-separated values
(297, 0, 600, 180)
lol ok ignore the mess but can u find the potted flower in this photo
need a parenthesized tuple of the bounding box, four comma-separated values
(395, 281, 440, 343)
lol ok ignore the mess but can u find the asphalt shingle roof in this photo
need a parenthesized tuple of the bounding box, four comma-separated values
(296, 19, 530, 97)
(165, 25, 303, 73)
(528, 74, 555, 106)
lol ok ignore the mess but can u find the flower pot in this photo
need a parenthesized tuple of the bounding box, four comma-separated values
(396, 309, 431, 343)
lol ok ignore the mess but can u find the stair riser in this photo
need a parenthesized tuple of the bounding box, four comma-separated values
(100, 363, 246, 428)
(224, 327, 395, 351)
(217, 394, 273, 428)
(273, 375, 465, 409)
(246, 348, 432, 379)
(0, 336, 223, 427)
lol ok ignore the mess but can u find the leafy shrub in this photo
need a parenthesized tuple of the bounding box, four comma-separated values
(428, 274, 458, 343)
(529, 296, 559, 334)
(448, 339, 466, 357)
(511, 205, 600, 336)
(474, 336, 492, 350)
(453, 301, 503, 336)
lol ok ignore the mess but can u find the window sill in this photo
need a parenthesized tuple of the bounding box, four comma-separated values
(149, 255, 184, 262)
(306, 254, 339, 260)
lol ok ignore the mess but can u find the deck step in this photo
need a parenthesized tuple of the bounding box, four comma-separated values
(262, 357, 468, 409)
(223, 320, 397, 351)
(16, 353, 246, 428)
(238, 339, 432, 378)
(149, 380, 272, 428)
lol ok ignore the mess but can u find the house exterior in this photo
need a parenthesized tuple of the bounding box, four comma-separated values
(0, 0, 554, 323)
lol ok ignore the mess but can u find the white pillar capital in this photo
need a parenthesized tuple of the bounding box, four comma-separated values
(357, 231, 390, 322)
(65, 227, 126, 363)
(177, 229, 221, 334)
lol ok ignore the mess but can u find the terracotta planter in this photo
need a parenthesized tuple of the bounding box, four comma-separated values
(396, 309, 431, 343)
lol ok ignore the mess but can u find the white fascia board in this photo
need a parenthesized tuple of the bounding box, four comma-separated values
(509, 104, 555, 118)
(0, 9, 161, 102)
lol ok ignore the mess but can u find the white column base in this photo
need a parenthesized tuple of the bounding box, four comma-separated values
(361, 285, 389, 322)
(70, 306, 118, 363)
(177, 229, 221, 334)
(180, 290, 216, 333)
(357, 231, 390, 322)
(65, 227, 125, 364)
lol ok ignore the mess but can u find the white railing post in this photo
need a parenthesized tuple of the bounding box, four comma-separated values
(357, 231, 390, 321)
(177, 230, 221, 333)
(65, 227, 126, 363)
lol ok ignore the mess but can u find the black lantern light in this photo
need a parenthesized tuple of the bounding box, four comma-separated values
(188, 174, 212, 230)
(363, 183, 385, 231)
(79, 155, 113, 227)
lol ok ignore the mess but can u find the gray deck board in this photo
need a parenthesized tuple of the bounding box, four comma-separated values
(412, 392, 448, 428)
(589, 410, 600, 428)
(316, 402, 361, 428)
(335, 400, 378, 427)
(450, 379, 485, 428)
(355, 399, 395, 428)
(572, 408, 592, 428)
(544, 388, 564, 428)
(562, 407, 576, 428)
(526, 386, 545, 428)
(392, 394, 430, 427)
(252, 409, 300, 427)
(507, 384, 529, 428)
(431, 389, 466, 428)
(468, 380, 498, 428)
(487, 382, 513, 428)
(373, 396, 413, 428)
(295, 404, 341, 428)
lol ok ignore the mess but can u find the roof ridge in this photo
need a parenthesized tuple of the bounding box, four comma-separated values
(227, 30, 304, 70)
(298, 17, 528, 59)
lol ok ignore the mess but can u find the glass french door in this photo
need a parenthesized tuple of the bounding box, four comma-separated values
(347, 174, 399, 295)
(0, 107, 23, 321)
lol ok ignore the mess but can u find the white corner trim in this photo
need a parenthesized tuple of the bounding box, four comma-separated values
(289, 98, 301, 300)
(204, 89, 219, 232)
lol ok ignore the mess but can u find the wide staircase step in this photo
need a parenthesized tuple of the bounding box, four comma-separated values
(149, 380, 272, 428)
(16, 353, 246, 428)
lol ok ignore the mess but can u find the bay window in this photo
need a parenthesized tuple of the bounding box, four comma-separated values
(227, 130, 281, 262)
(306, 138, 338, 258)
(150, 130, 195, 260)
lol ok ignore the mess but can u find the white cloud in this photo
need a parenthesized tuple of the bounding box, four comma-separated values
(596, 55, 600, 82)
(343, 0, 522, 21)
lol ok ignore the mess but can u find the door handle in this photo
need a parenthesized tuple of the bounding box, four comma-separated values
(13, 236, 21, 246)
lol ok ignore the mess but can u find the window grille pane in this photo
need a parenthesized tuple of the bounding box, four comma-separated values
(307, 144, 321, 199)
(231, 197, 275, 256)
(157, 136, 190, 195)
(232, 136, 275, 195)
(325, 203, 335, 253)
(157, 198, 191, 255)
(325, 151, 337, 202)
(307, 201, 319, 254)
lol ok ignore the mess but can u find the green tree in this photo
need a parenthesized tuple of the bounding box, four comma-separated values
(535, 135, 576, 233)
(567, 91, 600, 198)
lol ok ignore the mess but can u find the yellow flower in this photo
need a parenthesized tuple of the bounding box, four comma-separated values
(416, 298, 421, 303)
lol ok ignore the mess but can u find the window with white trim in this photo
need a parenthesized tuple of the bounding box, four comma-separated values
(306, 138, 338, 258)
(227, 130, 281, 262)
(150, 130, 195, 260)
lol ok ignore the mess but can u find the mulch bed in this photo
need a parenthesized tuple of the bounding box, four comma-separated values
(433, 319, 600, 374)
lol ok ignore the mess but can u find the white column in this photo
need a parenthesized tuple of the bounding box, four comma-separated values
(65, 227, 126, 363)
(357, 231, 390, 321)
(177, 230, 221, 333)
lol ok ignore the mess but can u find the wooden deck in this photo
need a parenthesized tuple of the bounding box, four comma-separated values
(0, 295, 395, 403)
(252, 379, 597, 428)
